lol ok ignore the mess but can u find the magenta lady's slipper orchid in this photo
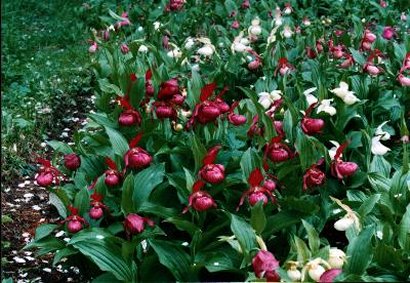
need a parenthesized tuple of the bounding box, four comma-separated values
(303, 164, 326, 190)
(183, 181, 217, 213)
(89, 193, 108, 220)
(382, 26, 396, 40)
(199, 146, 225, 184)
(330, 142, 358, 180)
(237, 168, 276, 210)
(64, 206, 87, 234)
(319, 268, 343, 283)
(36, 158, 64, 187)
(104, 158, 122, 187)
(120, 43, 129, 54)
(398, 74, 410, 86)
(124, 134, 152, 169)
(124, 213, 154, 235)
(64, 153, 81, 171)
(252, 250, 280, 282)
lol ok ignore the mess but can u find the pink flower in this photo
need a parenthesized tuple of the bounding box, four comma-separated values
(120, 43, 130, 54)
(231, 20, 240, 29)
(382, 26, 395, 40)
(303, 165, 326, 190)
(124, 214, 154, 235)
(183, 181, 217, 213)
(319, 268, 343, 283)
(64, 153, 81, 171)
(398, 74, 410, 86)
(200, 164, 225, 184)
(252, 250, 280, 281)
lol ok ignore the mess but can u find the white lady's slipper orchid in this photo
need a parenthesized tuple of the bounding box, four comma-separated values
(153, 21, 161, 30)
(328, 248, 346, 269)
(328, 140, 341, 160)
(274, 6, 282, 26)
(286, 261, 302, 281)
(334, 214, 355, 231)
(167, 47, 182, 58)
(197, 44, 215, 56)
(267, 26, 279, 45)
(282, 25, 294, 38)
(184, 38, 195, 50)
(371, 136, 391, 155)
(258, 90, 282, 109)
(302, 17, 311, 26)
(303, 87, 318, 106)
(308, 264, 326, 282)
(301, 258, 331, 282)
(330, 81, 360, 105)
(375, 121, 391, 141)
(317, 99, 337, 116)
(330, 196, 361, 232)
(248, 18, 262, 36)
(231, 32, 251, 53)
(138, 45, 148, 53)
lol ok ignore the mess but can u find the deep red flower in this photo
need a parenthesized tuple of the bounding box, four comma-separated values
(64, 153, 81, 171)
(124, 213, 154, 235)
(252, 250, 280, 281)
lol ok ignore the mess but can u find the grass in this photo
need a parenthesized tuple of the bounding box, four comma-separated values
(1, 0, 96, 184)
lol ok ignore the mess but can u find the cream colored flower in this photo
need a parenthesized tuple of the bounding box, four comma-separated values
(197, 44, 215, 56)
(375, 121, 391, 141)
(317, 99, 337, 116)
(331, 82, 360, 105)
(371, 136, 391, 155)
(138, 45, 148, 53)
(303, 87, 318, 106)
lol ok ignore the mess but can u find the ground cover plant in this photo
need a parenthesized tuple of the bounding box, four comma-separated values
(24, 0, 410, 282)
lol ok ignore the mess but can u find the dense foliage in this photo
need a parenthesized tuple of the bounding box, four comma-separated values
(28, 0, 409, 282)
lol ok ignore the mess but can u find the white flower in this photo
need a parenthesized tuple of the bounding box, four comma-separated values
(167, 48, 182, 58)
(307, 262, 326, 282)
(153, 21, 161, 30)
(334, 214, 355, 231)
(248, 18, 262, 36)
(282, 25, 294, 38)
(231, 32, 250, 53)
(258, 92, 272, 109)
(371, 136, 391, 155)
(274, 7, 282, 26)
(258, 90, 282, 109)
(317, 99, 337, 116)
(304, 87, 318, 106)
(328, 248, 346, 269)
(197, 44, 214, 56)
(184, 38, 195, 50)
(343, 92, 360, 105)
(331, 81, 360, 105)
(138, 45, 148, 53)
(328, 140, 340, 160)
(331, 81, 353, 99)
(287, 268, 301, 281)
(240, 37, 250, 45)
(375, 121, 391, 141)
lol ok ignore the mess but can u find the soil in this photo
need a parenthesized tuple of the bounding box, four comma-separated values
(1, 91, 93, 282)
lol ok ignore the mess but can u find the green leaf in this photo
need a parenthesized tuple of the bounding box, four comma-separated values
(229, 213, 258, 255)
(368, 173, 391, 192)
(349, 48, 366, 66)
(240, 147, 261, 183)
(90, 113, 118, 128)
(370, 155, 391, 178)
(70, 238, 134, 281)
(345, 225, 374, 275)
(53, 246, 78, 266)
(25, 237, 66, 256)
(358, 194, 380, 217)
(133, 163, 165, 210)
(49, 191, 68, 218)
(291, 236, 311, 263)
(34, 224, 58, 241)
(263, 210, 303, 236)
(149, 239, 196, 282)
(302, 220, 320, 253)
(190, 133, 207, 172)
(164, 217, 199, 236)
(47, 140, 73, 154)
(92, 272, 123, 283)
(74, 187, 90, 217)
(251, 202, 267, 234)
(398, 204, 410, 250)
(121, 174, 134, 214)
(374, 243, 404, 271)
(104, 126, 129, 157)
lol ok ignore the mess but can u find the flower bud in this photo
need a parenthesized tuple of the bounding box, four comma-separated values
(64, 153, 81, 171)
(120, 44, 130, 54)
